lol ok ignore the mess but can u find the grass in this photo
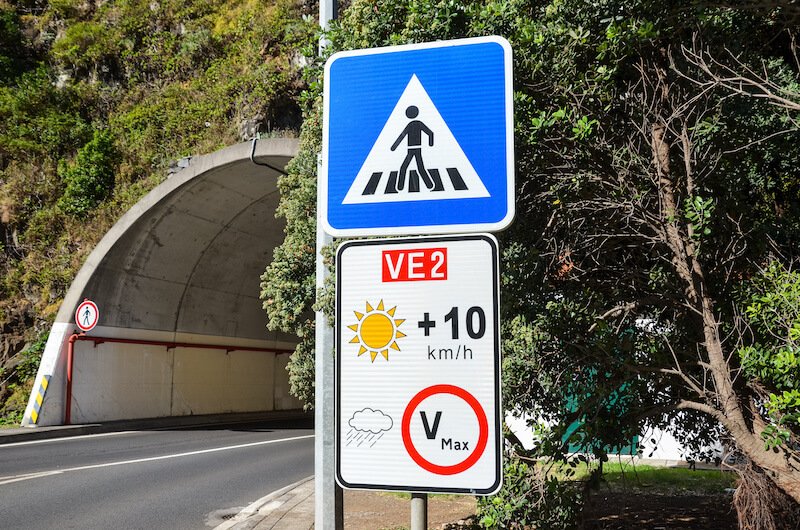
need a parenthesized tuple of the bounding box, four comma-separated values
(549, 460, 737, 495)
(0, 414, 23, 429)
(539, 459, 737, 495)
(599, 462, 736, 494)
(374, 462, 735, 507)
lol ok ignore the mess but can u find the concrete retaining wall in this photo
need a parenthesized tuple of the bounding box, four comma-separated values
(69, 340, 301, 423)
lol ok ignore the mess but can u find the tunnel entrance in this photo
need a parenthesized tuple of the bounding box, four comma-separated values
(23, 138, 302, 426)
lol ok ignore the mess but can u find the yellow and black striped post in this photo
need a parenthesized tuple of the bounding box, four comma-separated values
(30, 375, 50, 425)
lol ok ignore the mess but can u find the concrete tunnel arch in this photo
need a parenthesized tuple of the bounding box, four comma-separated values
(23, 138, 304, 427)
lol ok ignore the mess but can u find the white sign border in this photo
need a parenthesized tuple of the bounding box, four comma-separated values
(334, 233, 502, 495)
(321, 36, 515, 237)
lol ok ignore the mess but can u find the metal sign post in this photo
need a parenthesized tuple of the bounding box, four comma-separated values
(317, 2, 343, 529)
(315, 187, 342, 529)
(411, 493, 428, 530)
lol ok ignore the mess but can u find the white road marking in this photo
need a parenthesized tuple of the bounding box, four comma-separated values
(0, 434, 314, 485)
(0, 430, 137, 448)
(0, 470, 63, 486)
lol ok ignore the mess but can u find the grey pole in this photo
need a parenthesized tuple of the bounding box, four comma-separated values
(316, 2, 343, 529)
(411, 493, 428, 530)
(319, 0, 337, 52)
(314, 189, 342, 529)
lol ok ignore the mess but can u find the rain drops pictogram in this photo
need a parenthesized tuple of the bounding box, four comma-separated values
(348, 300, 406, 362)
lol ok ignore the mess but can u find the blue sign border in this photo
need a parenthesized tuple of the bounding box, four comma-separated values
(321, 37, 514, 236)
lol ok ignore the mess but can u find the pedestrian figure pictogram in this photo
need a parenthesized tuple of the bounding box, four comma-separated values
(82, 307, 92, 326)
(342, 75, 489, 205)
(391, 105, 434, 192)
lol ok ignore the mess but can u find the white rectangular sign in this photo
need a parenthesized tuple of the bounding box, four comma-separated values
(335, 234, 501, 494)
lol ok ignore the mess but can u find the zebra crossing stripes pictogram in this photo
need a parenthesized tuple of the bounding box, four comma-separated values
(343, 75, 490, 205)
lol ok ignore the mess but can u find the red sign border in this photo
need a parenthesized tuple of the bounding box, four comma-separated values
(401, 384, 488, 475)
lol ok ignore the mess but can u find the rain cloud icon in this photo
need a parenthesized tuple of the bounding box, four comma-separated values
(346, 408, 393, 447)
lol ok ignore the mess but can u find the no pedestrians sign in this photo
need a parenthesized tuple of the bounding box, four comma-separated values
(75, 299, 99, 332)
(335, 234, 502, 494)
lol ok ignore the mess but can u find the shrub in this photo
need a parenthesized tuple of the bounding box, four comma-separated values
(0, 5, 24, 81)
(57, 130, 118, 217)
(51, 21, 120, 78)
(477, 456, 583, 529)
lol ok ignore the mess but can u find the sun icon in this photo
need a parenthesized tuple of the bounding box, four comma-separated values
(348, 300, 406, 362)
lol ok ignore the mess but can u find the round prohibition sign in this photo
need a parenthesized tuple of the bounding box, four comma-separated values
(401, 384, 489, 475)
(75, 299, 99, 332)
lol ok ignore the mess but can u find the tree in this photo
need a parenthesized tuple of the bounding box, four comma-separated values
(261, 0, 800, 520)
(493, 2, 800, 510)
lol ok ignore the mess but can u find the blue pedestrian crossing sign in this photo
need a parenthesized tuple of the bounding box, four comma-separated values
(321, 36, 514, 236)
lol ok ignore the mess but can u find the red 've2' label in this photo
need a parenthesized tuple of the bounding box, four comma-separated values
(382, 248, 448, 282)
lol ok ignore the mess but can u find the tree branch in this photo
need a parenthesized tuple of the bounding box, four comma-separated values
(677, 399, 727, 424)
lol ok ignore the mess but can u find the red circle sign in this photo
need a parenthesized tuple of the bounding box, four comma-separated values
(401, 384, 489, 475)
(75, 300, 99, 332)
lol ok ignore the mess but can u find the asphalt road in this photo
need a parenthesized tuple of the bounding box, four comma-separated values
(0, 419, 314, 529)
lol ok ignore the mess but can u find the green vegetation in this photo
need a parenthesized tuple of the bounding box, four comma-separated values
(0, 335, 44, 427)
(375, 461, 734, 529)
(738, 263, 800, 450)
(480, 459, 735, 528)
(260, 0, 800, 525)
(478, 457, 582, 528)
(0, 0, 316, 423)
(2, 0, 798, 525)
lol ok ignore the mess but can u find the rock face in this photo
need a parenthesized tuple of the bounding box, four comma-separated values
(0, 299, 35, 416)
(239, 115, 265, 142)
